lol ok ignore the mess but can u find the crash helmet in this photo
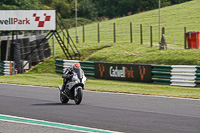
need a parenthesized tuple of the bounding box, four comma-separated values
(73, 63, 81, 69)
(73, 63, 82, 79)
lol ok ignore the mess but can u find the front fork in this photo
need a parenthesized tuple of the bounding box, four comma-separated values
(58, 80, 67, 92)
(74, 87, 82, 97)
(60, 79, 67, 91)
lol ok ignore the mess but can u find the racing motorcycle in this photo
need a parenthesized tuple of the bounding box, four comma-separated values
(58, 67, 86, 105)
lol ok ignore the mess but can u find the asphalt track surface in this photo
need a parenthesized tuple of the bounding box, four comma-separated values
(0, 83, 200, 133)
(0, 120, 79, 133)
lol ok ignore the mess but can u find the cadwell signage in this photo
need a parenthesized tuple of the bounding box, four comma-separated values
(95, 62, 152, 83)
(0, 10, 56, 30)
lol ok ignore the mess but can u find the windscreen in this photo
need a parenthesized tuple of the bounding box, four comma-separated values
(74, 67, 83, 79)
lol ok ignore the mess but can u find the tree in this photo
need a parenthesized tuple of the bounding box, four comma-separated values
(0, 0, 39, 10)
(78, 0, 98, 20)
(0, 0, 192, 19)
(51, 0, 72, 18)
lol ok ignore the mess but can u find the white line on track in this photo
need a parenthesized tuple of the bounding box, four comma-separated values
(0, 114, 122, 133)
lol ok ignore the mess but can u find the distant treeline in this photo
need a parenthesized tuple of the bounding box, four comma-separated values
(0, 0, 191, 20)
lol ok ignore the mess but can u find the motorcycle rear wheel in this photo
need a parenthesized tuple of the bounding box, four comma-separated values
(74, 88, 83, 105)
(60, 92, 69, 104)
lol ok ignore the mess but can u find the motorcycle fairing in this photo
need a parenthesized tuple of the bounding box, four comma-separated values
(67, 82, 76, 90)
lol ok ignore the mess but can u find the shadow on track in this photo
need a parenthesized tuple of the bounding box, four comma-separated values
(32, 103, 75, 106)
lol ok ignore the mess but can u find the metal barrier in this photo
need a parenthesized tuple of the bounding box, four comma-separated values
(0, 61, 15, 76)
(152, 65, 172, 85)
(55, 59, 95, 76)
(152, 65, 200, 87)
(170, 65, 197, 87)
(80, 61, 95, 76)
(55, 59, 200, 87)
(195, 66, 200, 86)
(55, 59, 64, 74)
(0, 61, 4, 75)
(63, 60, 80, 72)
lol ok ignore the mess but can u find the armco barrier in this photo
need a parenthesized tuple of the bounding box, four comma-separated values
(0, 61, 4, 75)
(55, 59, 200, 87)
(195, 66, 200, 86)
(63, 60, 79, 71)
(55, 59, 95, 76)
(0, 61, 15, 76)
(152, 65, 172, 85)
(55, 59, 64, 74)
(80, 61, 95, 76)
(194, 66, 200, 87)
(152, 65, 200, 87)
(170, 65, 197, 87)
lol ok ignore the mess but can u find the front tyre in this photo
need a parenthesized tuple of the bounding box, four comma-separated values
(60, 92, 69, 104)
(74, 88, 83, 105)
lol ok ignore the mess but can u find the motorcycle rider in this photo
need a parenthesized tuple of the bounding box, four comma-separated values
(61, 63, 85, 91)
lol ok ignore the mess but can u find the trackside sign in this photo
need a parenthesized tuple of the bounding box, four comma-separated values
(95, 62, 152, 83)
(0, 10, 56, 30)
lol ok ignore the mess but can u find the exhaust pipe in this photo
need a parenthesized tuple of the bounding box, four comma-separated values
(58, 85, 62, 91)
(58, 85, 70, 99)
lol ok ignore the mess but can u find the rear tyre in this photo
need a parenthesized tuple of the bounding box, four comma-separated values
(60, 92, 69, 104)
(74, 88, 83, 105)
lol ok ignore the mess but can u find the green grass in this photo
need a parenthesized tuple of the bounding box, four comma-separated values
(84, 42, 200, 65)
(46, 0, 200, 66)
(68, 0, 200, 47)
(46, 40, 200, 71)
(2, 1, 200, 99)
(0, 73, 200, 99)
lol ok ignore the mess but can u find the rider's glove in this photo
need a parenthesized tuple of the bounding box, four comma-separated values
(66, 74, 73, 79)
(62, 73, 67, 78)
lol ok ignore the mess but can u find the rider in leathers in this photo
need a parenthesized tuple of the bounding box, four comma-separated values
(61, 63, 84, 91)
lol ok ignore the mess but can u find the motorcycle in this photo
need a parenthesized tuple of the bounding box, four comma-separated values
(58, 67, 86, 105)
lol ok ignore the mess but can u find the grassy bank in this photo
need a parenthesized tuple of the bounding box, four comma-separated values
(0, 73, 200, 99)
(30, 42, 200, 74)
(68, 0, 200, 47)
(47, 0, 200, 67)
(1, 1, 200, 99)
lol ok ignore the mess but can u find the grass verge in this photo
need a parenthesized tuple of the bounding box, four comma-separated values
(0, 73, 200, 99)
(2, 1, 200, 99)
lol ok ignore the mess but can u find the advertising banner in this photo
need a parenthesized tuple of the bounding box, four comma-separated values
(95, 62, 152, 83)
(0, 10, 56, 30)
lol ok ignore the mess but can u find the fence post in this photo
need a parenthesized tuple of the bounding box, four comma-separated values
(140, 24, 143, 44)
(150, 26, 153, 47)
(184, 27, 187, 49)
(52, 34, 55, 55)
(63, 30, 64, 44)
(83, 25, 85, 43)
(162, 27, 165, 35)
(114, 23, 116, 43)
(130, 22, 133, 43)
(98, 23, 100, 43)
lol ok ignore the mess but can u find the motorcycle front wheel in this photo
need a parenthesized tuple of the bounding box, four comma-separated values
(60, 92, 69, 104)
(74, 88, 83, 105)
